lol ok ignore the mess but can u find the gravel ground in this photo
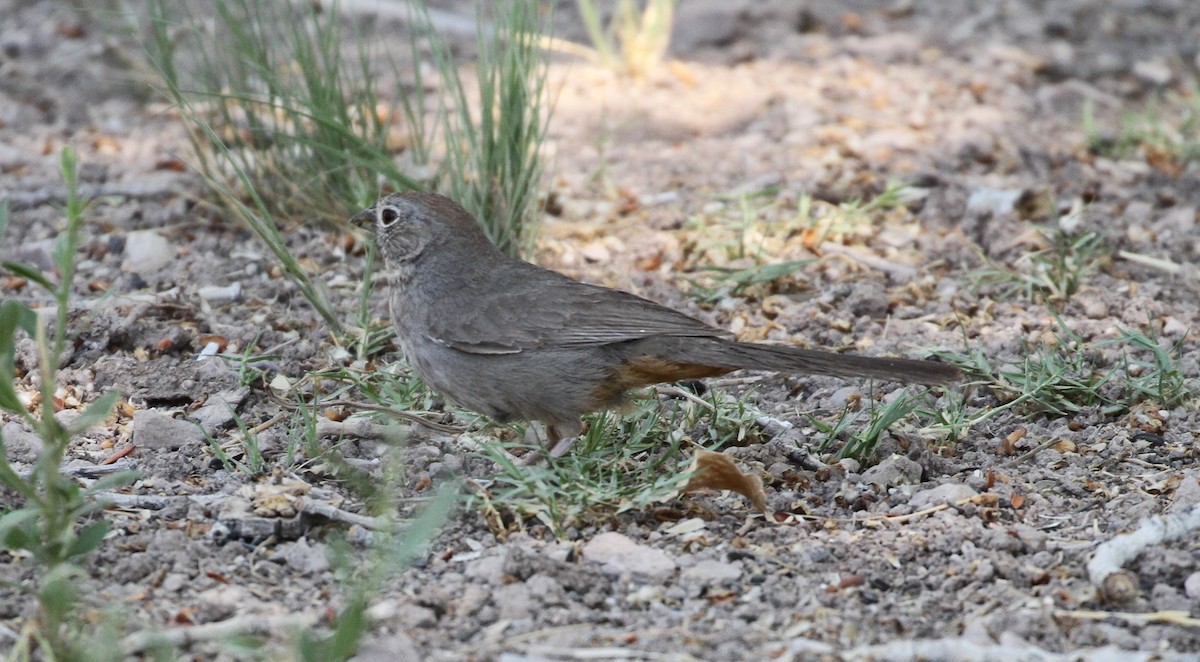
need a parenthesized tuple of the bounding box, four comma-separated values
(2, 0, 1199, 659)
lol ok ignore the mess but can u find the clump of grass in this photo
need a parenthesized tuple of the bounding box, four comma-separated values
(797, 180, 910, 248)
(1084, 82, 1200, 168)
(686, 259, 816, 305)
(810, 388, 923, 461)
(971, 207, 1108, 304)
(1099, 327, 1193, 410)
(925, 318, 1194, 435)
(576, 0, 675, 78)
(440, 0, 550, 257)
(681, 183, 912, 305)
(474, 388, 762, 535)
(140, 0, 551, 328)
(0, 148, 134, 659)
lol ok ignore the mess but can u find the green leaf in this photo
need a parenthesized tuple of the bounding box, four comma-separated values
(0, 199, 8, 240)
(0, 300, 38, 415)
(66, 520, 109, 558)
(68, 390, 122, 435)
(38, 563, 82, 617)
(1, 261, 55, 292)
(0, 299, 38, 343)
(60, 145, 79, 213)
(0, 508, 40, 552)
(0, 374, 26, 415)
(746, 259, 817, 285)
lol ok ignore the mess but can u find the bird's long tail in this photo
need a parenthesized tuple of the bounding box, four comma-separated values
(681, 338, 961, 385)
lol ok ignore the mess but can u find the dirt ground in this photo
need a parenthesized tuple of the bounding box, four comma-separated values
(2, 0, 1200, 659)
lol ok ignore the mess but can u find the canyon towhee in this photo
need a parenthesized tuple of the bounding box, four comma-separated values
(352, 192, 959, 456)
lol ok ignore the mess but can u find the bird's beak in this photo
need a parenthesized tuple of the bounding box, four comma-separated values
(350, 206, 375, 229)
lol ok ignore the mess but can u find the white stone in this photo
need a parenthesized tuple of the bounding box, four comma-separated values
(121, 230, 175, 274)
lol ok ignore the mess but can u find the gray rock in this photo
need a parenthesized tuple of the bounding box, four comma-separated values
(1169, 473, 1200, 512)
(498, 654, 555, 662)
(7, 238, 56, 271)
(1154, 205, 1197, 243)
(52, 409, 80, 429)
(161, 573, 187, 592)
(1150, 583, 1190, 612)
(492, 581, 534, 620)
(582, 531, 676, 581)
(837, 458, 862, 475)
(465, 553, 508, 585)
(1132, 58, 1172, 86)
(680, 559, 742, 585)
(190, 388, 250, 434)
(672, 0, 746, 52)
(861, 455, 922, 488)
(2, 421, 43, 463)
(525, 574, 566, 608)
(909, 483, 978, 509)
(350, 634, 421, 662)
(455, 584, 490, 616)
(1122, 200, 1154, 226)
(282, 538, 330, 576)
(395, 603, 437, 629)
(132, 409, 205, 450)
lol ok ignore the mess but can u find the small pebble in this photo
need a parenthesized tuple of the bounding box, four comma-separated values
(198, 282, 242, 305)
(1184, 572, 1200, 600)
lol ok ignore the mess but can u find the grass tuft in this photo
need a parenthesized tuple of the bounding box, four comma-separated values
(576, 0, 675, 78)
(925, 317, 1195, 437)
(1084, 81, 1200, 169)
(139, 0, 551, 332)
(970, 205, 1108, 304)
(472, 388, 763, 535)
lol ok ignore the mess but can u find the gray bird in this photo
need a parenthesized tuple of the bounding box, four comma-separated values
(352, 192, 959, 456)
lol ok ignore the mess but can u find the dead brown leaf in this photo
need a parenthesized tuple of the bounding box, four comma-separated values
(1051, 438, 1076, 453)
(999, 427, 1027, 455)
(155, 158, 187, 172)
(198, 334, 228, 351)
(1144, 145, 1183, 177)
(683, 450, 769, 514)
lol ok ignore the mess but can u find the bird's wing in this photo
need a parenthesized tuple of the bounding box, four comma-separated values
(426, 263, 730, 354)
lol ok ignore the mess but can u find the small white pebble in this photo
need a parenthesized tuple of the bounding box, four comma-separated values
(198, 282, 242, 305)
(196, 341, 220, 361)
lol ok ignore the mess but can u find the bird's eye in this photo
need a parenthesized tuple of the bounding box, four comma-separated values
(380, 207, 400, 226)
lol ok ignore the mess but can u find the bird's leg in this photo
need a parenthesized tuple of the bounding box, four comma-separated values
(546, 420, 584, 458)
(518, 420, 584, 465)
(518, 423, 550, 466)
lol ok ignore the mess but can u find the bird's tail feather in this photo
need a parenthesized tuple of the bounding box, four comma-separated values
(693, 339, 961, 385)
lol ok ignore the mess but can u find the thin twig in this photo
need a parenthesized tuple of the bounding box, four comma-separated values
(299, 499, 386, 530)
(1087, 502, 1200, 603)
(1054, 608, 1200, 627)
(297, 398, 465, 434)
(1003, 436, 1062, 468)
(655, 385, 715, 411)
(99, 445, 135, 465)
(122, 614, 318, 655)
(18, 460, 135, 480)
(1117, 250, 1199, 280)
